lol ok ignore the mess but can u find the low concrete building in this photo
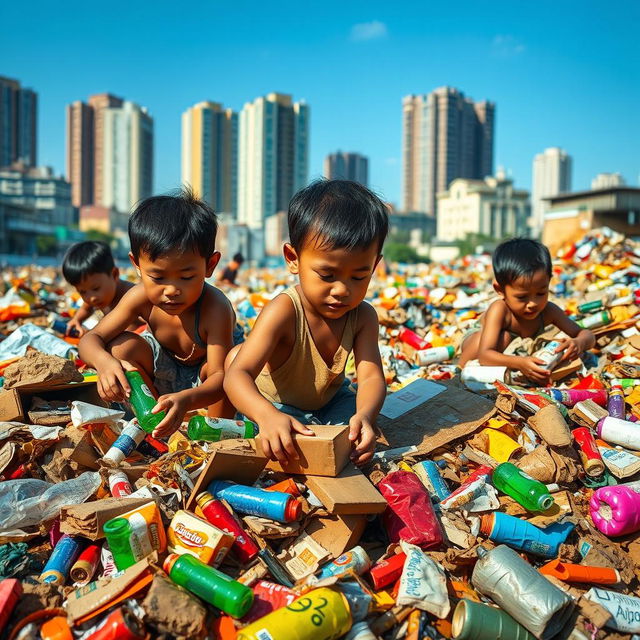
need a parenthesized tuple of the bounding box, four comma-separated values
(436, 172, 530, 242)
(542, 186, 640, 254)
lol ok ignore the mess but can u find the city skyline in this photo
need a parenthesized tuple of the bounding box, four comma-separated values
(3, 1, 639, 207)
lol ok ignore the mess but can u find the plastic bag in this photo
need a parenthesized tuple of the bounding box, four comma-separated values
(0, 323, 75, 360)
(0, 471, 101, 532)
(378, 471, 443, 548)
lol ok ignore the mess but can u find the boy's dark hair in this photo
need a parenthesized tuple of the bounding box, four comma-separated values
(129, 187, 218, 261)
(232, 253, 244, 264)
(62, 241, 115, 286)
(493, 238, 552, 287)
(288, 179, 389, 253)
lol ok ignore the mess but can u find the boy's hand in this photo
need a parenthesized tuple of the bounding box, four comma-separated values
(66, 317, 87, 337)
(519, 356, 551, 384)
(554, 337, 580, 362)
(258, 410, 314, 463)
(96, 356, 131, 402)
(348, 413, 376, 466)
(151, 392, 189, 439)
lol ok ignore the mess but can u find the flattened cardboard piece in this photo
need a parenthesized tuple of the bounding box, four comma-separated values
(258, 424, 352, 477)
(551, 357, 582, 381)
(66, 554, 155, 623)
(305, 513, 367, 558)
(185, 439, 267, 511)
(0, 389, 24, 422)
(376, 379, 496, 454)
(303, 464, 387, 515)
(60, 497, 155, 540)
(570, 399, 609, 428)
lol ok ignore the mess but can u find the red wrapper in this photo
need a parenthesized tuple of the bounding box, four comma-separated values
(378, 471, 443, 548)
(241, 580, 297, 623)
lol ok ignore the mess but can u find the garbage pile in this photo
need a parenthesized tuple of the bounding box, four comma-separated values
(2, 227, 640, 639)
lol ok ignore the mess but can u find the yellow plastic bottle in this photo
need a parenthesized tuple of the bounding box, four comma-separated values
(236, 588, 351, 640)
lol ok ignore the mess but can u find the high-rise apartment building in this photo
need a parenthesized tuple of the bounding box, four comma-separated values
(102, 101, 154, 213)
(531, 147, 572, 236)
(0, 76, 37, 168)
(324, 151, 368, 185)
(66, 94, 153, 212)
(402, 87, 494, 216)
(591, 173, 625, 190)
(66, 101, 94, 208)
(182, 101, 237, 215)
(238, 93, 308, 229)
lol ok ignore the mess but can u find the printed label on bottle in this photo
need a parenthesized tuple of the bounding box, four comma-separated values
(526, 541, 551, 555)
(128, 512, 153, 560)
(255, 630, 274, 640)
(112, 435, 136, 455)
(140, 383, 154, 399)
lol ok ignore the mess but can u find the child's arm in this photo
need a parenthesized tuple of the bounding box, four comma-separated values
(224, 295, 314, 462)
(349, 303, 386, 465)
(477, 301, 551, 383)
(78, 285, 151, 402)
(150, 291, 235, 438)
(545, 303, 596, 361)
(67, 303, 94, 337)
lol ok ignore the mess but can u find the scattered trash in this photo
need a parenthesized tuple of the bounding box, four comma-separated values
(3, 227, 640, 638)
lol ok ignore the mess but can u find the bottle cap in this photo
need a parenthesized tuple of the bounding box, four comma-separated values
(584, 458, 606, 477)
(196, 491, 214, 510)
(479, 513, 494, 537)
(476, 546, 488, 559)
(163, 553, 180, 575)
(538, 494, 554, 511)
(596, 417, 607, 437)
(284, 497, 302, 522)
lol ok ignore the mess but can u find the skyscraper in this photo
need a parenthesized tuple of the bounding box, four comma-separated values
(66, 94, 153, 212)
(531, 147, 572, 235)
(102, 101, 154, 213)
(238, 92, 308, 229)
(0, 76, 37, 168)
(66, 101, 94, 208)
(324, 151, 369, 185)
(402, 87, 494, 216)
(182, 101, 237, 215)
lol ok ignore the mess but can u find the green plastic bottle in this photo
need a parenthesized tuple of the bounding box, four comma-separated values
(163, 553, 254, 618)
(125, 370, 166, 433)
(187, 415, 257, 441)
(103, 518, 138, 570)
(491, 463, 554, 512)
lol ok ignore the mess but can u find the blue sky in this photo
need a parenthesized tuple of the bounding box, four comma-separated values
(3, 0, 639, 207)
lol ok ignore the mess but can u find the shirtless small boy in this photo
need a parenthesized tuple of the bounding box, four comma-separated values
(62, 241, 135, 336)
(459, 238, 595, 383)
(224, 179, 389, 465)
(79, 189, 237, 437)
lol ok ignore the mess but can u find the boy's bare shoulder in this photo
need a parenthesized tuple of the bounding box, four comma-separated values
(116, 283, 153, 315)
(482, 298, 510, 326)
(355, 300, 378, 330)
(200, 284, 235, 323)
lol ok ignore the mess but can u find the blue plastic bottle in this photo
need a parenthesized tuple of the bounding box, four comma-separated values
(39, 535, 84, 584)
(480, 512, 574, 558)
(207, 480, 301, 523)
(413, 460, 451, 502)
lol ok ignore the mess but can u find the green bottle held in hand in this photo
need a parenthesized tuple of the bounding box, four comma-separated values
(187, 415, 257, 441)
(492, 462, 554, 512)
(125, 370, 166, 433)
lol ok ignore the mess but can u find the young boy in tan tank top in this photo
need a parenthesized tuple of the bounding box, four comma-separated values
(225, 179, 389, 465)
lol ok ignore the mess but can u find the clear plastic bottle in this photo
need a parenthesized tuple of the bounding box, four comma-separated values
(492, 463, 554, 511)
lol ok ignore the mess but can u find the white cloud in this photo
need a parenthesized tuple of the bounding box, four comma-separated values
(350, 20, 388, 42)
(491, 34, 526, 58)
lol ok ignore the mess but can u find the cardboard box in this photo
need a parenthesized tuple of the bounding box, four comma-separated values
(377, 379, 495, 455)
(303, 464, 388, 515)
(306, 514, 367, 558)
(258, 424, 352, 477)
(0, 389, 24, 422)
(186, 440, 267, 511)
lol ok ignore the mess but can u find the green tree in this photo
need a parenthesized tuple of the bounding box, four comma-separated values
(35, 235, 58, 256)
(384, 242, 424, 264)
(85, 229, 116, 245)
